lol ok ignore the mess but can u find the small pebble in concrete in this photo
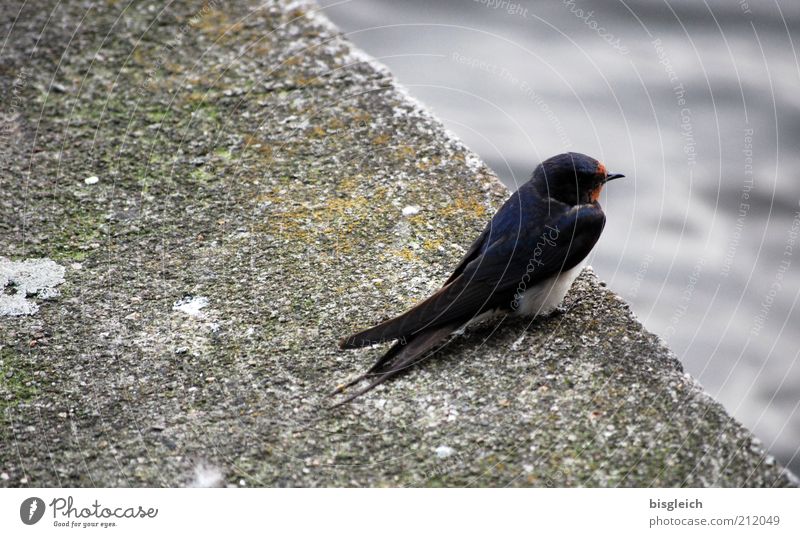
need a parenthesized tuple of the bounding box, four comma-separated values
(172, 295, 209, 317)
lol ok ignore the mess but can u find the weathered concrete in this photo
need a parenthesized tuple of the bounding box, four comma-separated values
(0, 0, 795, 487)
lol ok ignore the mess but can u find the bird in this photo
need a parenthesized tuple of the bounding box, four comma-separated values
(332, 152, 624, 407)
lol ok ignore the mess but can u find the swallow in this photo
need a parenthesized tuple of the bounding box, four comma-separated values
(333, 152, 624, 406)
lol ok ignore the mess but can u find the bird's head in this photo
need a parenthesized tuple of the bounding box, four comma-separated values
(532, 152, 624, 205)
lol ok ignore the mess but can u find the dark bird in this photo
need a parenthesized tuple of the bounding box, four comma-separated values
(333, 152, 624, 406)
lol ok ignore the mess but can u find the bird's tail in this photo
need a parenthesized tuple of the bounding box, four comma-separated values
(330, 322, 459, 408)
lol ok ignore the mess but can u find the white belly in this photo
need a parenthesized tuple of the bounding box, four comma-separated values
(454, 264, 585, 334)
(514, 264, 584, 317)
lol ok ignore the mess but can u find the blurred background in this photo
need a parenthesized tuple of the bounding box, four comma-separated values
(317, 0, 800, 473)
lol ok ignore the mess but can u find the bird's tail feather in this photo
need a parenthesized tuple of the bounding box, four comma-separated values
(338, 315, 409, 349)
(330, 322, 458, 408)
(329, 339, 407, 396)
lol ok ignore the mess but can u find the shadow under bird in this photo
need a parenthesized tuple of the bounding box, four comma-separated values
(333, 152, 624, 407)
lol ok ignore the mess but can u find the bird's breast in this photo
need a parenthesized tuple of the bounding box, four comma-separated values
(514, 263, 584, 317)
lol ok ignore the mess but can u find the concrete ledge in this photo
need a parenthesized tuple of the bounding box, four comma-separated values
(0, 0, 795, 487)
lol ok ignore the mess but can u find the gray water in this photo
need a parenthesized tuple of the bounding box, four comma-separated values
(317, 0, 800, 474)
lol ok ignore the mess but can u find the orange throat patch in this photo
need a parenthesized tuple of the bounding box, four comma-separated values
(591, 161, 607, 202)
(590, 184, 604, 202)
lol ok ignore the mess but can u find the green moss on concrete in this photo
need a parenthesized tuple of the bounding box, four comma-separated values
(0, 346, 38, 414)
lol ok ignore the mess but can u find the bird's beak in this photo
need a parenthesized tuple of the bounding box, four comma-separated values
(605, 173, 625, 182)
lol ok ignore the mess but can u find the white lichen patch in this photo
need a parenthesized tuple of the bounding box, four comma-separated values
(172, 295, 209, 317)
(0, 257, 66, 316)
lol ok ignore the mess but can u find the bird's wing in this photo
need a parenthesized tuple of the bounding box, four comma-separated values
(442, 221, 491, 286)
(339, 203, 605, 349)
(461, 203, 605, 285)
(331, 321, 460, 407)
(338, 273, 496, 348)
(442, 187, 526, 286)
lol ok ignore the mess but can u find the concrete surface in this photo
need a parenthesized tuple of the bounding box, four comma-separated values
(0, 0, 795, 487)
